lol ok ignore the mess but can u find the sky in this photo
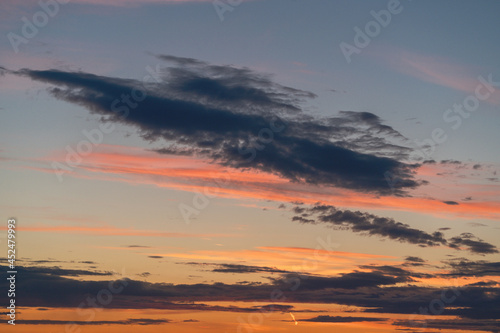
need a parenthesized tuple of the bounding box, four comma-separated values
(0, 0, 500, 332)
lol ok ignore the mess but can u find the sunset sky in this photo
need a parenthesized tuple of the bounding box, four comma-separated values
(1, 0, 500, 332)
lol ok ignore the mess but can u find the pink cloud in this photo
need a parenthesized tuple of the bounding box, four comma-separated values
(368, 45, 500, 104)
(23, 144, 500, 220)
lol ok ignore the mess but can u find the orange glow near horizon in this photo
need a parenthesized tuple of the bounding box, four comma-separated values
(10, 304, 463, 333)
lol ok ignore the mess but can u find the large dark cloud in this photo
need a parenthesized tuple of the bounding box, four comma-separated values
(292, 204, 498, 254)
(7, 56, 422, 195)
(1, 264, 499, 326)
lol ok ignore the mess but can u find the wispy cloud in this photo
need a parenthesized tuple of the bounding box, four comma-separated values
(12, 225, 233, 238)
(301, 315, 387, 323)
(4, 262, 499, 326)
(24, 144, 500, 220)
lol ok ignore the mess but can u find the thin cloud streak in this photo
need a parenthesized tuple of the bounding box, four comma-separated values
(292, 204, 498, 254)
(369, 45, 500, 104)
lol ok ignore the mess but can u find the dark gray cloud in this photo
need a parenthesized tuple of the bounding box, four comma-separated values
(302, 315, 387, 323)
(467, 222, 487, 227)
(8, 56, 422, 195)
(292, 204, 497, 254)
(271, 266, 414, 291)
(394, 318, 500, 332)
(443, 259, 500, 277)
(405, 256, 426, 263)
(1, 264, 499, 323)
(403, 256, 426, 267)
(350, 285, 500, 321)
(16, 265, 113, 277)
(182, 262, 289, 274)
(2, 258, 96, 266)
(442, 200, 459, 205)
(448, 233, 498, 255)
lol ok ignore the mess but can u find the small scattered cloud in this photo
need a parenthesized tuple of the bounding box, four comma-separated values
(448, 233, 498, 255)
(443, 258, 500, 277)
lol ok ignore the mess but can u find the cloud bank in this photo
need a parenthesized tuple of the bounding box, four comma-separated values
(8, 55, 422, 195)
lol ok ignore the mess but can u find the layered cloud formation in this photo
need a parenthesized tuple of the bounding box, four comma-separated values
(5, 55, 422, 195)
